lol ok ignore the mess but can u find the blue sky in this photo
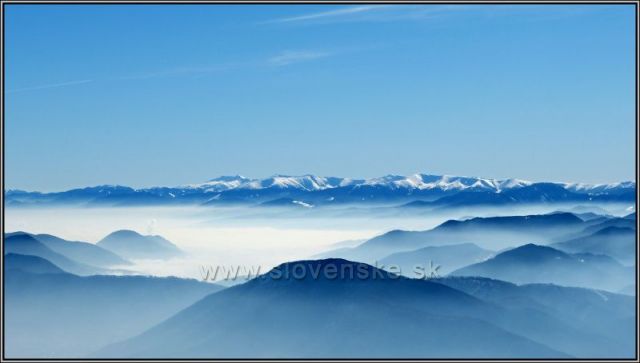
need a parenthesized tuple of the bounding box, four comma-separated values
(5, 4, 636, 191)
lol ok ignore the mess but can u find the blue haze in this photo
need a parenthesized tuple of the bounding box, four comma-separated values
(4, 4, 636, 191)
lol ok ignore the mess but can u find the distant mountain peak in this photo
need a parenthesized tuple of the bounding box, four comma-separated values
(593, 226, 635, 235)
(106, 229, 143, 238)
(181, 173, 635, 194)
(6, 173, 635, 207)
(257, 258, 401, 282)
(6, 232, 40, 244)
(97, 230, 182, 260)
(498, 243, 570, 260)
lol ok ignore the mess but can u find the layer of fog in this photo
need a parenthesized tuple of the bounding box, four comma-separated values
(4, 202, 634, 280)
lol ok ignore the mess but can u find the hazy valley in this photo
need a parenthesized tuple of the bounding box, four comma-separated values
(3, 173, 637, 358)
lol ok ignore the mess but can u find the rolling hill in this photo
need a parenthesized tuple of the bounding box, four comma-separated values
(7, 231, 130, 267)
(321, 212, 587, 263)
(4, 233, 106, 275)
(97, 230, 183, 260)
(4, 253, 66, 274)
(379, 243, 494, 276)
(451, 244, 633, 291)
(552, 226, 635, 265)
(4, 266, 223, 358)
(97, 259, 566, 358)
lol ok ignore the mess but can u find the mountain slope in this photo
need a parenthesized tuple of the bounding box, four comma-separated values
(419, 183, 593, 208)
(97, 230, 182, 260)
(327, 213, 586, 263)
(7, 231, 130, 268)
(433, 276, 635, 357)
(581, 217, 636, 235)
(552, 226, 635, 265)
(6, 173, 635, 206)
(451, 244, 633, 291)
(4, 269, 223, 358)
(379, 243, 494, 275)
(97, 259, 565, 358)
(4, 253, 66, 274)
(4, 233, 105, 275)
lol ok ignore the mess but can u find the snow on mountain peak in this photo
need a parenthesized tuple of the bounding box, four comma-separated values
(179, 173, 635, 195)
(209, 175, 250, 182)
(563, 181, 636, 194)
(183, 175, 250, 191)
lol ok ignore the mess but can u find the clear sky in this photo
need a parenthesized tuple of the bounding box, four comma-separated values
(4, 4, 636, 191)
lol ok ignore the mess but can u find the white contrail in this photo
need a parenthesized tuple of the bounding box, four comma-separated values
(6, 79, 93, 94)
(264, 5, 389, 24)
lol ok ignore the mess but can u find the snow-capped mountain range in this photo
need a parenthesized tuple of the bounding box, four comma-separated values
(184, 174, 535, 193)
(5, 174, 636, 207)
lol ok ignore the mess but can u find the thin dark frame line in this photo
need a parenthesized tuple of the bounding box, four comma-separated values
(0, 1, 638, 362)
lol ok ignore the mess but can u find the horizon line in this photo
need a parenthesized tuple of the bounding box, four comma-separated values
(5, 172, 637, 194)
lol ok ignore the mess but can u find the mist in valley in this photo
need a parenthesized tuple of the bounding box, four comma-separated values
(5, 201, 634, 279)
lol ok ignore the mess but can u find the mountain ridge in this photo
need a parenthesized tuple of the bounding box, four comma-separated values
(96, 258, 568, 358)
(6, 173, 635, 206)
(97, 230, 183, 260)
